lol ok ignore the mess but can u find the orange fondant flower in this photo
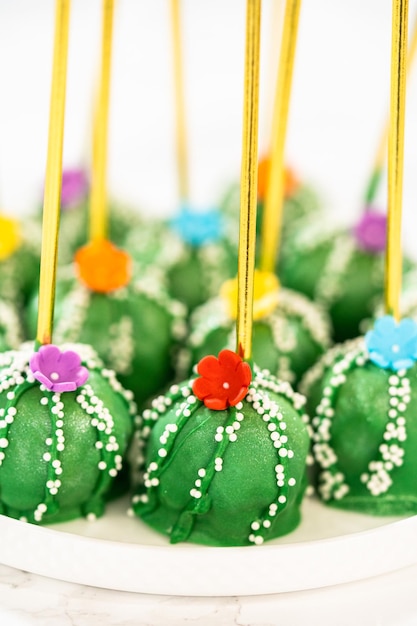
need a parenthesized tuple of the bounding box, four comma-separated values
(0, 215, 21, 261)
(220, 270, 280, 321)
(192, 349, 252, 410)
(74, 239, 131, 293)
(257, 156, 300, 202)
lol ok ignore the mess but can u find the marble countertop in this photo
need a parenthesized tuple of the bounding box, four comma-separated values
(1, 562, 417, 626)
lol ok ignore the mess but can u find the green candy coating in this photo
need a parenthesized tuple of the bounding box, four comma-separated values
(300, 338, 417, 515)
(49, 275, 187, 410)
(34, 201, 143, 267)
(124, 219, 238, 314)
(0, 227, 41, 308)
(0, 300, 23, 352)
(0, 343, 136, 524)
(184, 288, 332, 387)
(278, 223, 390, 342)
(220, 182, 322, 240)
(132, 368, 310, 546)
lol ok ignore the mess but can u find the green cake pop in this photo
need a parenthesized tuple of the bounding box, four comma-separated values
(50, 240, 187, 410)
(277, 216, 392, 342)
(300, 324, 417, 515)
(184, 271, 332, 388)
(122, 0, 237, 315)
(132, 354, 310, 546)
(131, 0, 310, 547)
(0, 0, 137, 526)
(299, 0, 415, 516)
(220, 161, 322, 244)
(124, 210, 238, 313)
(41, 0, 187, 411)
(0, 342, 135, 523)
(36, 167, 143, 266)
(179, 0, 332, 389)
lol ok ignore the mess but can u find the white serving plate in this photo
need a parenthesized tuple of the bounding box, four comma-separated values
(0, 495, 416, 597)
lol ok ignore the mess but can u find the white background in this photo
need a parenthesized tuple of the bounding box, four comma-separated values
(0, 0, 417, 261)
(0, 2, 417, 623)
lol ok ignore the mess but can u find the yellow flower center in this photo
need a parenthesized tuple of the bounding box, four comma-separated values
(220, 270, 280, 320)
(0, 215, 21, 260)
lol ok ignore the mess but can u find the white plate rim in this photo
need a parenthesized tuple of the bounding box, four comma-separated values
(0, 497, 416, 596)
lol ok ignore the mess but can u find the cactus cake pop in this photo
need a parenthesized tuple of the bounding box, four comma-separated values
(0, 0, 137, 525)
(125, 208, 238, 314)
(300, 318, 417, 515)
(300, 0, 417, 516)
(179, 0, 333, 388)
(184, 270, 332, 388)
(279, 11, 417, 344)
(131, 0, 310, 547)
(51, 241, 187, 409)
(278, 213, 393, 342)
(133, 350, 310, 546)
(47, 1, 187, 409)
(0, 341, 136, 523)
(37, 166, 143, 266)
(220, 160, 322, 245)
(122, 0, 237, 314)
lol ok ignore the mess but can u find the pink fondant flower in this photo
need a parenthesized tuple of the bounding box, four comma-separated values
(61, 168, 89, 209)
(353, 211, 386, 253)
(30, 345, 89, 392)
(192, 349, 252, 410)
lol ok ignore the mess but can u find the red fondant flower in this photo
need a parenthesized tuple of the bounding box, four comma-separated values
(192, 349, 252, 410)
(74, 239, 131, 293)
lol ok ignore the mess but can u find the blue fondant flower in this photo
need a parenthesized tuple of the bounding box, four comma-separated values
(365, 315, 417, 371)
(170, 206, 223, 247)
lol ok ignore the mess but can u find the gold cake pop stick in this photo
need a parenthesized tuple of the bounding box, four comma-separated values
(260, 0, 302, 274)
(261, 0, 285, 154)
(236, 0, 262, 360)
(365, 9, 417, 206)
(36, 0, 71, 346)
(385, 0, 408, 320)
(170, 0, 189, 205)
(89, 0, 115, 242)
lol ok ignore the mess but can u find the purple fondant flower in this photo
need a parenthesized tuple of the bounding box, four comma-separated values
(365, 315, 417, 371)
(353, 211, 386, 253)
(30, 345, 89, 392)
(170, 206, 223, 246)
(60, 168, 89, 210)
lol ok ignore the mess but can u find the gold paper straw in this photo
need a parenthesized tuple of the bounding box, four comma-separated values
(89, 0, 115, 242)
(170, 0, 189, 204)
(385, 0, 408, 320)
(365, 9, 417, 206)
(236, 0, 262, 360)
(260, 0, 301, 273)
(36, 0, 71, 346)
